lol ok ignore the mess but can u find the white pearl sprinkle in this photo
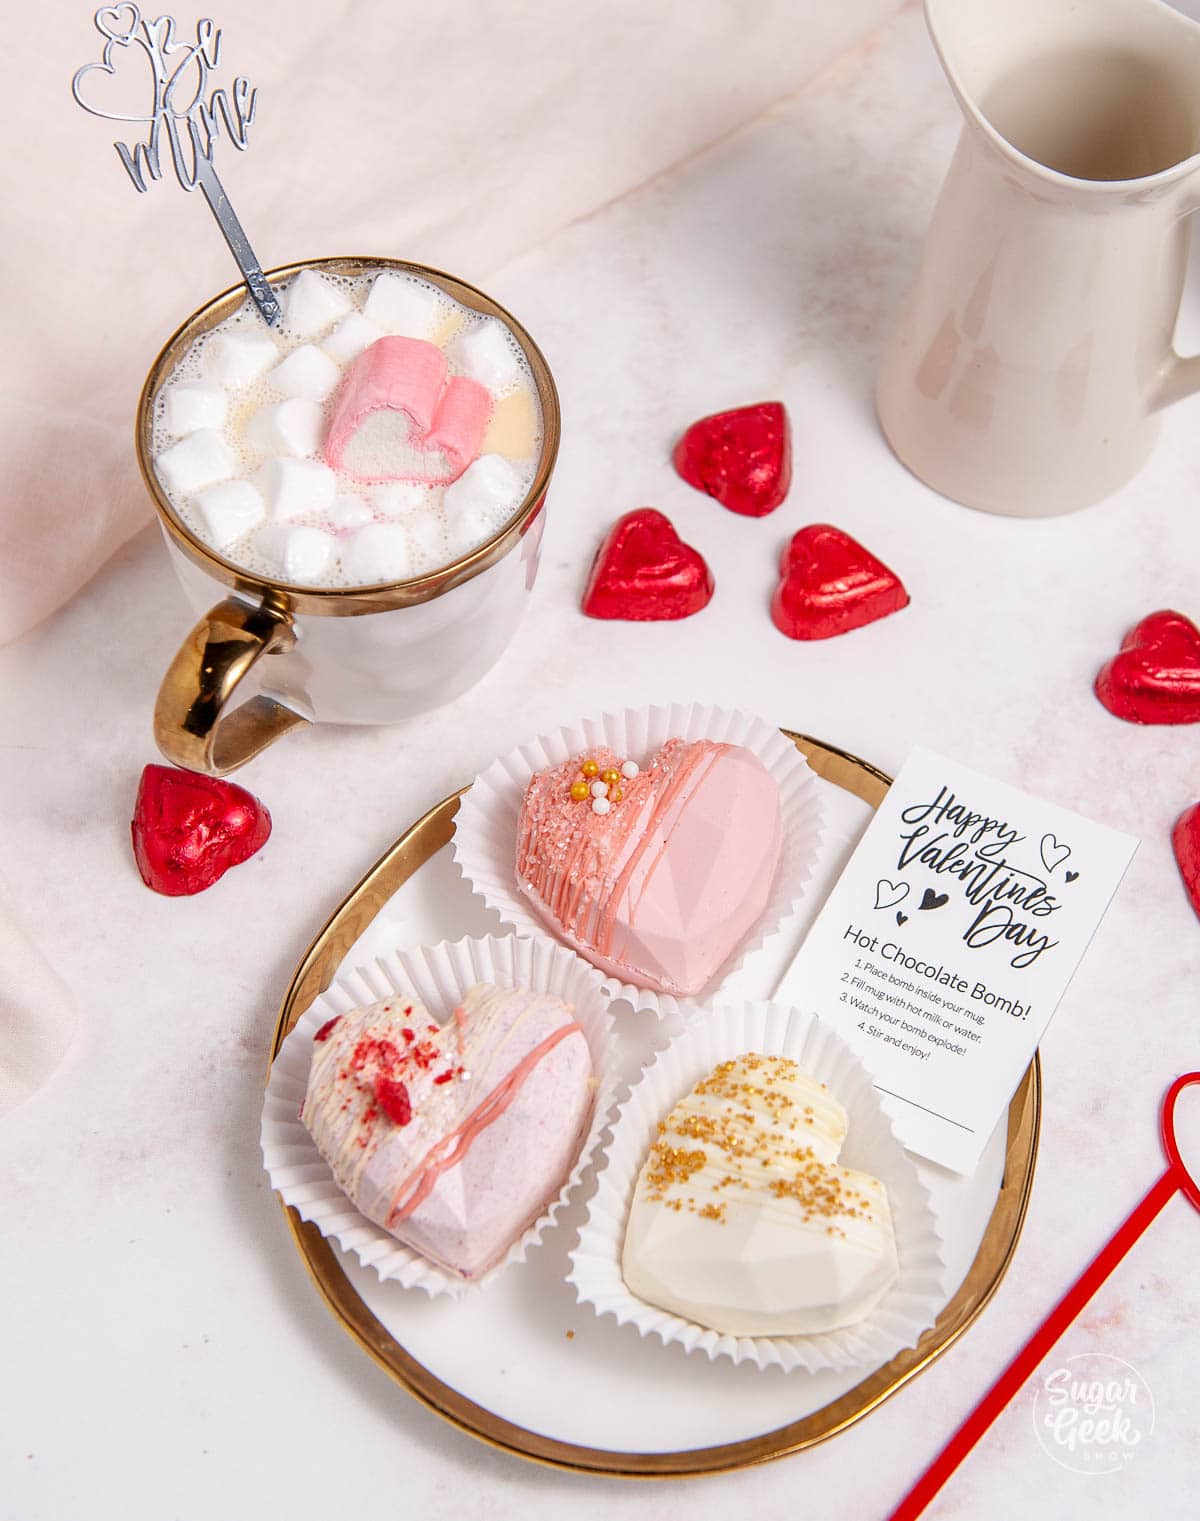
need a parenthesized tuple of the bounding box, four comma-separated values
(621, 760, 639, 778)
(591, 796, 611, 815)
(590, 780, 609, 799)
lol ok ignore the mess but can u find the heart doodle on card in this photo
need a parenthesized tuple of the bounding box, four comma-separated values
(918, 889, 949, 911)
(874, 879, 909, 912)
(896, 912, 908, 926)
(1065, 870, 1079, 883)
(1040, 834, 1071, 875)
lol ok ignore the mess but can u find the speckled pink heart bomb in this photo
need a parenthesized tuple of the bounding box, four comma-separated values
(516, 738, 783, 996)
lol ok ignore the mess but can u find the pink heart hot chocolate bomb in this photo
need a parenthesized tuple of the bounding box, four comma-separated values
(324, 336, 490, 485)
(516, 739, 783, 997)
(301, 983, 593, 1279)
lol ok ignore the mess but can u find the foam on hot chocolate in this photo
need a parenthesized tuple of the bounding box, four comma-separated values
(151, 268, 543, 587)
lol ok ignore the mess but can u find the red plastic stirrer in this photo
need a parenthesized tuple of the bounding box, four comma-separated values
(888, 1072, 1200, 1521)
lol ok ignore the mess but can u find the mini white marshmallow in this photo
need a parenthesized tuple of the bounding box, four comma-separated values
(161, 384, 226, 436)
(155, 429, 236, 495)
(328, 494, 374, 530)
(245, 398, 324, 458)
(283, 269, 351, 340)
(404, 509, 448, 572)
(255, 457, 337, 521)
(256, 524, 335, 584)
(192, 479, 265, 549)
(202, 331, 279, 388)
(322, 311, 381, 364)
(442, 454, 525, 555)
(621, 760, 640, 779)
(362, 273, 445, 339)
(371, 481, 440, 518)
(341, 523, 414, 585)
(269, 344, 341, 401)
(452, 318, 523, 393)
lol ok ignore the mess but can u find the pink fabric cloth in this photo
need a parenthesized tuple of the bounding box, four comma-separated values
(0, 0, 901, 1115)
(1, 0, 897, 646)
(0, 878, 76, 1117)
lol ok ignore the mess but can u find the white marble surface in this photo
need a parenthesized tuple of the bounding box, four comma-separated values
(5, 5, 1200, 1517)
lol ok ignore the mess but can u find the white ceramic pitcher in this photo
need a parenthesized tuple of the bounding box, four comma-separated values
(877, 0, 1200, 516)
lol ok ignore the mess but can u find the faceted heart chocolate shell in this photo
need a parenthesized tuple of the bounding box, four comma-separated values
(516, 738, 782, 996)
(622, 1054, 898, 1336)
(301, 983, 593, 1279)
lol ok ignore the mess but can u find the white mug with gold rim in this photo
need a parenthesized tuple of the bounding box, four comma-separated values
(138, 256, 560, 775)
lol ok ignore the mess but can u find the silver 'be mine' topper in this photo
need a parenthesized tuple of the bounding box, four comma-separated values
(71, 5, 280, 325)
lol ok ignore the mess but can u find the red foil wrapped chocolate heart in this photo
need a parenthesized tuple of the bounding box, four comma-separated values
(1095, 610, 1200, 724)
(673, 401, 791, 517)
(771, 523, 908, 640)
(1173, 803, 1200, 921)
(582, 508, 714, 621)
(131, 764, 272, 896)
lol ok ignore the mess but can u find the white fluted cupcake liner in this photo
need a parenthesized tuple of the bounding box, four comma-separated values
(450, 703, 825, 1017)
(261, 935, 621, 1299)
(566, 999, 945, 1373)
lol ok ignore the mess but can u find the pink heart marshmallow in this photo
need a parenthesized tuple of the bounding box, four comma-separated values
(324, 336, 490, 485)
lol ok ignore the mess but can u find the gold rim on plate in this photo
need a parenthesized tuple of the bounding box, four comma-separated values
(267, 731, 1041, 1476)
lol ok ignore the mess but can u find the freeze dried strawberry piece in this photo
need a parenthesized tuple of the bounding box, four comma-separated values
(374, 1074, 413, 1127)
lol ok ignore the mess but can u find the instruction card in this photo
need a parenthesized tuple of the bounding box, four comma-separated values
(779, 747, 1138, 1174)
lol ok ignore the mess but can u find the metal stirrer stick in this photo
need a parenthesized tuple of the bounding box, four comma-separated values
(71, 6, 280, 326)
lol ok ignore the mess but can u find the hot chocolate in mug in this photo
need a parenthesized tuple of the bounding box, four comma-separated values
(878, 0, 1200, 516)
(138, 256, 559, 775)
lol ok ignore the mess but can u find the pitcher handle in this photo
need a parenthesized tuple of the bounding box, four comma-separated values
(154, 596, 309, 776)
(1157, 221, 1200, 409)
(1155, 351, 1200, 410)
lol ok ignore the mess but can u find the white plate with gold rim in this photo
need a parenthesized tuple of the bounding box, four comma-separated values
(264, 731, 1039, 1477)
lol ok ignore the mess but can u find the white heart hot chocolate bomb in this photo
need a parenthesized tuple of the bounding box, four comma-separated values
(150, 268, 544, 588)
(622, 1053, 899, 1336)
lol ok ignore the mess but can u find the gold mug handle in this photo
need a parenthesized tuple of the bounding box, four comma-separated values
(154, 596, 310, 775)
